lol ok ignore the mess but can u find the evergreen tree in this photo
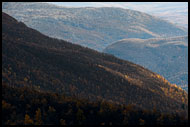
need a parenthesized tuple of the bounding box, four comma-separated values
(35, 108, 43, 125)
(24, 114, 33, 125)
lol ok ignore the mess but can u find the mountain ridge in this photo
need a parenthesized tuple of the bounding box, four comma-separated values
(2, 2, 187, 51)
(103, 36, 188, 91)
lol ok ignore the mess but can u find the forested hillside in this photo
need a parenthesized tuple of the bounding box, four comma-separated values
(2, 84, 188, 125)
(2, 12, 188, 125)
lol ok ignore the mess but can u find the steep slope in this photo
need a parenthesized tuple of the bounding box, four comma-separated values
(2, 2, 187, 51)
(103, 37, 188, 91)
(2, 12, 188, 116)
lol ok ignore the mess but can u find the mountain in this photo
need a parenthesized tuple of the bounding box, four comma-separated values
(49, 2, 188, 29)
(144, 3, 188, 29)
(2, 12, 188, 125)
(123, 2, 188, 29)
(2, 2, 187, 51)
(103, 36, 188, 91)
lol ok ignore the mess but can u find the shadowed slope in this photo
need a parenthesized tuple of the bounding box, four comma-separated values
(2, 12, 188, 116)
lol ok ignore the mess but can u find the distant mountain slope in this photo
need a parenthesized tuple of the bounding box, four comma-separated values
(103, 36, 188, 91)
(48, 2, 188, 29)
(2, 12, 188, 116)
(2, 2, 187, 51)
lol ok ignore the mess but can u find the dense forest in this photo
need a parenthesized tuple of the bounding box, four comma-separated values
(2, 12, 188, 125)
(2, 84, 188, 125)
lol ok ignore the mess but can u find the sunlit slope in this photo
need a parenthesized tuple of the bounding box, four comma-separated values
(2, 2, 187, 51)
(104, 37, 188, 91)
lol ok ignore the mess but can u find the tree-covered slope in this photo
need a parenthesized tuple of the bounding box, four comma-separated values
(2, 12, 188, 122)
(2, 2, 187, 51)
(2, 84, 188, 125)
(103, 37, 188, 91)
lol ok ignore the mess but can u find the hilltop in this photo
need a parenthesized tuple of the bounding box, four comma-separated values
(103, 36, 188, 91)
(2, 2, 187, 51)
